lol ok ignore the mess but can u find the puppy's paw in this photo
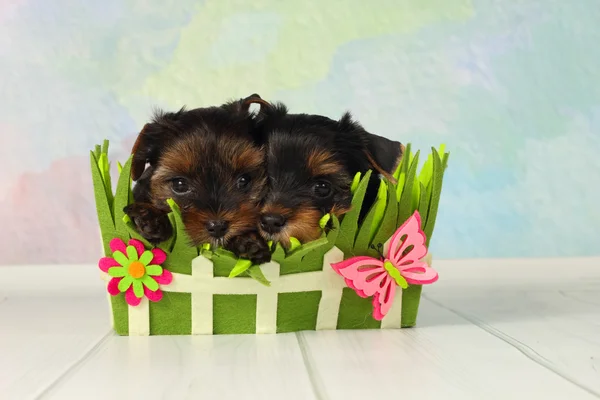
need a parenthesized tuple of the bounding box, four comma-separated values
(123, 203, 173, 244)
(228, 232, 272, 265)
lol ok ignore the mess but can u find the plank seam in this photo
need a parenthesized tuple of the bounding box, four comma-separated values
(34, 330, 114, 399)
(422, 294, 600, 399)
(295, 332, 330, 400)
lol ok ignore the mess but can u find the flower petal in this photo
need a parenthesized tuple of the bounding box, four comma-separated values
(144, 287, 163, 302)
(142, 275, 159, 291)
(151, 248, 167, 265)
(107, 277, 122, 295)
(133, 280, 144, 298)
(99, 257, 119, 272)
(112, 251, 129, 267)
(139, 250, 154, 266)
(145, 265, 163, 276)
(154, 269, 173, 285)
(108, 266, 127, 277)
(118, 275, 133, 292)
(109, 238, 127, 254)
(125, 287, 142, 306)
(126, 245, 138, 261)
(128, 239, 146, 258)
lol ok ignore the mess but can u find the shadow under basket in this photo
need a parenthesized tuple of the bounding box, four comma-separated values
(92, 140, 449, 336)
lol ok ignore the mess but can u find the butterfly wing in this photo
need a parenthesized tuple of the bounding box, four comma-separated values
(331, 256, 396, 320)
(386, 211, 428, 267)
(384, 211, 438, 285)
(331, 256, 387, 298)
(399, 264, 439, 285)
(372, 277, 396, 321)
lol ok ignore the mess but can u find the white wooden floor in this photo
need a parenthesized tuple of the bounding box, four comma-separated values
(1, 258, 599, 400)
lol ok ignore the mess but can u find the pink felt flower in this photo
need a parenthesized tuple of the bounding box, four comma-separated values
(99, 238, 173, 306)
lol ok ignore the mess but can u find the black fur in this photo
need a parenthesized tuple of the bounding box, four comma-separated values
(255, 102, 403, 243)
(124, 95, 272, 264)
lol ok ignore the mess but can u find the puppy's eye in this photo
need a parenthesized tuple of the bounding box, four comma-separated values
(237, 174, 252, 190)
(171, 178, 190, 194)
(313, 181, 332, 198)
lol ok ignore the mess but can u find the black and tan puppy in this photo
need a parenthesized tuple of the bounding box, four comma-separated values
(123, 95, 272, 264)
(254, 102, 404, 246)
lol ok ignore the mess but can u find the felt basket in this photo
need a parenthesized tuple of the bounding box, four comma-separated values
(91, 141, 449, 335)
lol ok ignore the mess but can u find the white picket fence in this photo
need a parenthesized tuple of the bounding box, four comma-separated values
(102, 246, 411, 335)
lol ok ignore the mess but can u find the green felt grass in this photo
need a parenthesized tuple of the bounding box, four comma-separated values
(337, 288, 381, 330)
(113, 157, 132, 240)
(150, 292, 192, 335)
(91, 141, 449, 336)
(164, 199, 196, 275)
(213, 295, 257, 334)
(212, 249, 239, 277)
(111, 294, 129, 335)
(401, 285, 422, 328)
(277, 291, 322, 333)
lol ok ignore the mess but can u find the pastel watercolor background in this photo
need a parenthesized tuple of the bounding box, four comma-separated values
(1, 0, 599, 266)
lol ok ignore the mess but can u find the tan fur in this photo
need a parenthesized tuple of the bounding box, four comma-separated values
(307, 149, 343, 176)
(145, 134, 265, 246)
(184, 202, 259, 246)
(276, 208, 323, 246)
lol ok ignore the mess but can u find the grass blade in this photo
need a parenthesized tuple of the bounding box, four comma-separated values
(285, 236, 330, 264)
(113, 156, 133, 239)
(423, 148, 447, 246)
(395, 143, 412, 197)
(354, 180, 386, 254)
(397, 150, 420, 226)
(90, 150, 116, 255)
(165, 199, 197, 274)
(371, 177, 398, 250)
(417, 181, 430, 227)
(246, 265, 271, 286)
(336, 170, 372, 256)
(229, 259, 252, 278)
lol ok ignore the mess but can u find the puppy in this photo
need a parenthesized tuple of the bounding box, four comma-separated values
(254, 102, 404, 246)
(123, 95, 272, 264)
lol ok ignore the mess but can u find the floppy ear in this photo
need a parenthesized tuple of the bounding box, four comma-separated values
(130, 109, 184, 181)
(364, 132, 404, 175)
(335, 112, 403, 179)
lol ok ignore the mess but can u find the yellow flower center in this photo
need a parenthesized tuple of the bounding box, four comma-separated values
(128, 261, 146, 279)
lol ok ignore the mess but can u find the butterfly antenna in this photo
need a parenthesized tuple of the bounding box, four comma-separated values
(370, 243, 385, 260)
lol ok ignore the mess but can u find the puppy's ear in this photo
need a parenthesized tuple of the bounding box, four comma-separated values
(364, 132, 404, 175)
(336, 112, 403, 179)
(130, 108, 184, 181)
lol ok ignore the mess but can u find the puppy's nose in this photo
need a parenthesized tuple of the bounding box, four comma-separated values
(260, 213, 287, 233)
(205, 220, 229, 238)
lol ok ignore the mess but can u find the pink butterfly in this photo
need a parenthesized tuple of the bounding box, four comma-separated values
(331, 211, 438, 321)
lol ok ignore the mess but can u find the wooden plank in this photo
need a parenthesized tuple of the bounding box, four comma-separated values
(425, 263, 600, 397)
(299, 298, 598, 399)
(422, 258, 600, 397)
(0, 295, 111, 400)
(43, 334, 317, 400)
(1, 259, 599, 399)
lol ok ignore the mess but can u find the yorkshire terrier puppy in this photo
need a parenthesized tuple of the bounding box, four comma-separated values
(254, 102, 404, 246)
(123, 95, 272, 264)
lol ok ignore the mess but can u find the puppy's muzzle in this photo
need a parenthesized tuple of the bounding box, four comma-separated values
(206, 220, 229, 238)
(260, 213, 287, 234)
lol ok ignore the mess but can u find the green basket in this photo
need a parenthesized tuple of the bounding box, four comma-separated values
(91, 141, 449, 335)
